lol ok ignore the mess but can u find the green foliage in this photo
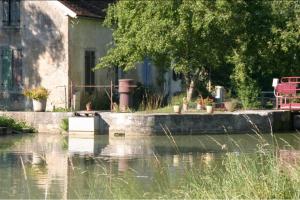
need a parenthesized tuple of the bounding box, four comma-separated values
(97, 0, 232, 94)
(24, 87, 49, 100)
(81, 91, 110, 111)
(98, 0, 300, 109)
(53, 107, 71, 112)
(60, 118, 68, 132)
(170, 92, 186, 105)
(0, 116, 36, 133)
(227, 1, 300, 108)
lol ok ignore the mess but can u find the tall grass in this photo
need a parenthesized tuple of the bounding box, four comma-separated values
(70, 133, 300, 199)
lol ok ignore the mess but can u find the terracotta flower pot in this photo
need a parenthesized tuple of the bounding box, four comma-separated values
(86, 102, 92, 111)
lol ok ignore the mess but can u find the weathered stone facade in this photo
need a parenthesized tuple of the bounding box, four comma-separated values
(0, 1, 70, 110)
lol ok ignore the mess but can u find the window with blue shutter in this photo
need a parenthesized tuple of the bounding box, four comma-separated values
(142, 58, 152, 86)
(0, 47, 22, 90)
(2, 0, 20, 26)
(12, 49, 22, 88)
(1, 47, 12, 89)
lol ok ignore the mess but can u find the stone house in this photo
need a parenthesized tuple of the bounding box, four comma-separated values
(0, 0, 181, 111)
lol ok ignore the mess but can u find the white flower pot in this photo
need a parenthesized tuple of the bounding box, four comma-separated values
(33, 99, 47, 112)
(173, 105, 181, 114)
(206, 105, 213, 114)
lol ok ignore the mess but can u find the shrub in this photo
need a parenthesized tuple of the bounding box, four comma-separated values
(24, 87, 49, 100)
(0, 116, 36, 133)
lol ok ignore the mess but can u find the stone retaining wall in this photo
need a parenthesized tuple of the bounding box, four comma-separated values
(100, 110, 291, 136)
(0, 110, 292, 135)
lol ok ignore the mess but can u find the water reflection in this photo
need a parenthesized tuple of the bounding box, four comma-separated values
(0, 133, 300, 199)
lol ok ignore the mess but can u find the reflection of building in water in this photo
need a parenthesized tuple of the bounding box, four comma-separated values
(68, 135, 95, 155)
(68, 135, 108, 156)
(12, 134, 69, 200)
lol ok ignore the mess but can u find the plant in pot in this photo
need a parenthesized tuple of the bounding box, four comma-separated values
(204, 97, 214, 114)
(173, 104, 181, 114)
(24, 87, 49, 112)
(171, 98, 182, 114)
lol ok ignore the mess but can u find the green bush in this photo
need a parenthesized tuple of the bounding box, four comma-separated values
(0, 116, 36, 133)
(53, 107, 71, 112)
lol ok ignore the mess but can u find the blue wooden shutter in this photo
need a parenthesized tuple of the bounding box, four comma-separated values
(142, 58, 152, 86)
(12, 49, 22, 89)
(2, 0, 9, 25)
(10, 0, 20, 26)
(1, 48, 13, 89)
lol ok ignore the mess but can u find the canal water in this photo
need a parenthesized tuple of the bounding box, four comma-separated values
(0, 132, 299, 199)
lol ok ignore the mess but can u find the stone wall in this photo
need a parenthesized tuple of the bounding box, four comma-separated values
(100, 110, 291, 136)
(0, 110, 291, 135)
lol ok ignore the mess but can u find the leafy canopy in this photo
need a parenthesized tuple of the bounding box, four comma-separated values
(96, 0, 232, 81)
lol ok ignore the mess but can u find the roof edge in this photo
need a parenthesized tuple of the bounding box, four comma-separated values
(56, 0, 77, 18)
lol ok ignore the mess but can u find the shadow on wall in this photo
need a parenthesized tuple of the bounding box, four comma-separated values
(22, 3, 64, 87)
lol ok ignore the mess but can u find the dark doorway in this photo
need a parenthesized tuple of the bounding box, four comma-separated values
(84, 50, 95, 93)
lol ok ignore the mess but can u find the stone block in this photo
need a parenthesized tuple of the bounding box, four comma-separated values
(68, 116, 100, 133)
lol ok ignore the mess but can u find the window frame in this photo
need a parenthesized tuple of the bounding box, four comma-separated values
(0, 46, 23, 90)
(2, 0, 20, 27)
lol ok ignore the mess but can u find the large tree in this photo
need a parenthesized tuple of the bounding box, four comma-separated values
(96, 0, 232, 101)
(97, 0, 300, 108)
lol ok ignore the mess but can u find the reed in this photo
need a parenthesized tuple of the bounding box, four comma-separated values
(70, 132, 300, 199)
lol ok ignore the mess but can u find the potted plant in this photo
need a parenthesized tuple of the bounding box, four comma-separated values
(173, 104, 181, 114)
(204, 97, 214, 114)
(182, 97, 188, 112)
(24, 87, 49, 111)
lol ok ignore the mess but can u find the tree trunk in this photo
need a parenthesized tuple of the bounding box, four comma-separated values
(186, 80, 194, 102)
